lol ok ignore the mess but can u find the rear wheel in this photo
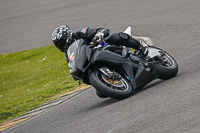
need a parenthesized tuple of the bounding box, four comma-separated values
(150, 47, 178, 79)
(89, 70, 132, 99)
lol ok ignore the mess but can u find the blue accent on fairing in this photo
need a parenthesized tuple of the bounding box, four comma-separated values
(100, 42, 107, 47)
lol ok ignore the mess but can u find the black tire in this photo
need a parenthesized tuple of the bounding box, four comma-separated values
(96, 90, 108, 98)
(150, 47, 178, 80)
(89, 70, 132, 99)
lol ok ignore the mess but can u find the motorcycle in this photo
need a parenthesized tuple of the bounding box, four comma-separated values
(67, 27, 178, 99)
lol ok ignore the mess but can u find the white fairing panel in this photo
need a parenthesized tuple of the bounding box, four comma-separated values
(148, 47, 161, 58)
(123, 26, 132, 35)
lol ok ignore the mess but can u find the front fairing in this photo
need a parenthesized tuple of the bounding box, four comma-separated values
(67, 39, 93, 80)
(67, 40, 81, 74)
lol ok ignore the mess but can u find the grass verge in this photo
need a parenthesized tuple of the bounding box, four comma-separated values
(0, 45, 80, 123)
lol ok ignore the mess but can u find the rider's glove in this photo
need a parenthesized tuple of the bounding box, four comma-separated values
(139, 41, 149, 57)
(89, 32, 104, 48)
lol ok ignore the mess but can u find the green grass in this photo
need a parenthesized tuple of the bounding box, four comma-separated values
(0, 45, 79, 123)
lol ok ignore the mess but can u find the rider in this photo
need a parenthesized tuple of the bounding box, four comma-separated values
(51, 25, 148, 62)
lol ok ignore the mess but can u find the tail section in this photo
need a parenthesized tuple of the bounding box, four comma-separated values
(123, 26, 154, 46)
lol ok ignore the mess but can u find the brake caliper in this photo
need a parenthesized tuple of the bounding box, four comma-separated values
(154, 55, 166, 61)
(99, 68, 121, 80)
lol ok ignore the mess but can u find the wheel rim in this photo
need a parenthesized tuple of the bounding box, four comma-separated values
(160, 54, 175, 68)
(96, 72, 129, 92)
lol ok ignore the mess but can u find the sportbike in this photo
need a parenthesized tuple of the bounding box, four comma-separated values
(67, 27, 178, 99)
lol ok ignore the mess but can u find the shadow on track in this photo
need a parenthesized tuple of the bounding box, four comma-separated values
(131, 79, 164, 95)
(131, 73, 181, 96)
(86, 97, 121, 111)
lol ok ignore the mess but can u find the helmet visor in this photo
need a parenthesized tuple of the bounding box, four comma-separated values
(54, 39, 66, 52)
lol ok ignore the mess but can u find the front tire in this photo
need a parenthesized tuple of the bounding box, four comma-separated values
(96, 90, 108, 98)
(89, 70, 132, 99)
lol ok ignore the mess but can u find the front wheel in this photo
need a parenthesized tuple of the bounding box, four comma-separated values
(95, 90, 108, 98)
(89, 70, 132, 99)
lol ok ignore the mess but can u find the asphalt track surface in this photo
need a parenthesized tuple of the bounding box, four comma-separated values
(1, 0, 200, 132)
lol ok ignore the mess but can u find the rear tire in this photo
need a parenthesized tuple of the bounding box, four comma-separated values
(89, 70, 132, 99)
(151, 49, 178, 80)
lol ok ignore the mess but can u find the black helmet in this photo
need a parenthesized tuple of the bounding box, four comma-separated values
(51, 25, 73, 52)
